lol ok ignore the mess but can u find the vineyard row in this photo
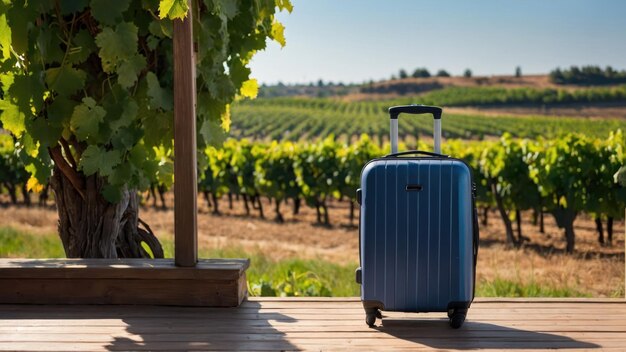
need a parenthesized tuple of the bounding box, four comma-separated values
(1, 131, 624, 253)
(231, 98, 626, 142)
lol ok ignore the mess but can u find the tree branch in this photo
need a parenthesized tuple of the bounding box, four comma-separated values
(59, 137, 77, 169)
(48, 146, 86, 200)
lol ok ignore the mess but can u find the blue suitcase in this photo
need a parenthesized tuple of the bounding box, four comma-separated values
(355, 105, 479, 329)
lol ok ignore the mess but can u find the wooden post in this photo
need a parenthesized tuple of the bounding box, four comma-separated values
(173, 3, 198, 267)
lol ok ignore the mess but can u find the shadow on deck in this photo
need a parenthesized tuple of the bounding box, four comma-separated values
(379, 318, 600, 350)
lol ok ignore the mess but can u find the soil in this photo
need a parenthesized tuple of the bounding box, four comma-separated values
(1, 192, 624, 297)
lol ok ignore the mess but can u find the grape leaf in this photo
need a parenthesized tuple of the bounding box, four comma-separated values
(228, 58, 251, 87)
(116, 54, 146, 88)
(45, 66, 86, 96)
(27, 116, 62, 148)
(220, 104, 230, 132)
(110, 98, 138, 132)
(112, 126, 142, 150)
(219, 0, 239, 19)
(70, 97, 106, 142)
(143, 111, 172, 147)
(109, 162, 132, 186)
(90, 0, 131, 26)
(26, 176, 44, 193)
(47, 96, 76, 138)
(25, 158, 52, 185)
(9, 74, 35, 115)
(7, 3, 35, 55)
(0, 72, 14, 90)
(20, 133, 39, 158)
(158, 0, 188, 20)
(276, 0, 293, 12)
(95, 22, 138, 72)
(156, 159, 173, 188)
(0, 101, 25, 137)
(35, 27, 64, 64)
(239, 79, 258, 99)
(68, 29, 97, 65)
(80, 144, 122, 177)
(270, 21, 286, 47)
(101, 184, 122, 203)
(147, 35, 160, 50)
(146, 72, 173, 111)
(148, 21, 164, 38)
(199, 119, 226, 146)
(0, 13, 11, 60)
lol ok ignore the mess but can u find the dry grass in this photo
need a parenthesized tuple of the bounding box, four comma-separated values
(0, 194, 624, 297)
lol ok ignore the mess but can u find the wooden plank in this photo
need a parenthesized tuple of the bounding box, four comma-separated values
(0, 259, 248, 306)
(0, 278, 241, 306)
(0, 258, 249, 280)
(173, 0, 197, 267)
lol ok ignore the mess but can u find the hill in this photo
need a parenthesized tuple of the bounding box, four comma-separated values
(257, 74, 626, 118)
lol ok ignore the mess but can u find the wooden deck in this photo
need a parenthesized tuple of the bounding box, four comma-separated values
(1, 298, 624, 351)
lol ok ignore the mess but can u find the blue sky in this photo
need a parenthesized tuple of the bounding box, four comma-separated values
(249, 0, 626, 85)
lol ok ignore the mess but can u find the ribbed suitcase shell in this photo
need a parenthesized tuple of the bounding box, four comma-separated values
(359, 157, 474, 312)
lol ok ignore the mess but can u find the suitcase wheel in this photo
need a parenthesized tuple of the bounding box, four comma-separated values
(365, 308, 381, 327)
(448, 308, 467, 329)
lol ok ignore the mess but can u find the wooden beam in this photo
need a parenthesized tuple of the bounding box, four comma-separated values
(0, 259, 249, 306)
(173, 1, 198, 267)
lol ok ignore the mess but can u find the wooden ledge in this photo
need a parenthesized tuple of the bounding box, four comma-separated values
(0, 258, 249, 307)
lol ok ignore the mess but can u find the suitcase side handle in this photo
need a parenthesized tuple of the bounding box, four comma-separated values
(384, 150, 448, 158)
(388, 104, 443, 155)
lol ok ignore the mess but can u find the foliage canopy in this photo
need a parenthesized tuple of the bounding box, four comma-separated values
(0, 0, 291, 202)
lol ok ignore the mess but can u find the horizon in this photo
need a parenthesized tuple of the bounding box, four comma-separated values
(249, 0, 626, 85)
(256, 70, 619, 87)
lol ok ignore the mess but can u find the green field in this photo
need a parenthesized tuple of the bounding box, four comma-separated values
(231, 97, 626, 142)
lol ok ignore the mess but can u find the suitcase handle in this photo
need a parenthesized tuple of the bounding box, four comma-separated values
(389, 105, 442, 120)
(384, 150, 448, 158)
(388, 105, 443, 155)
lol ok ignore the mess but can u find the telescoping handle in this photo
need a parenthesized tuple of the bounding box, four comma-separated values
(388, 104, 443, 154)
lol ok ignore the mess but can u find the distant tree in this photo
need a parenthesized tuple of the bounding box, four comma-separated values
(549, 65, 626, 85)
(435, 69, 451, 77)
(463, 69, 473, 78)
(399, 69, 409, 79)
(411, 68, 431, 78)
(317, 79, 325, 87)
(549, 68, 564, 83)
(515, 66, 522, 78)
(605, 66, 617, 78)
(390, 75, 397, 80)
